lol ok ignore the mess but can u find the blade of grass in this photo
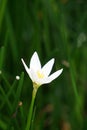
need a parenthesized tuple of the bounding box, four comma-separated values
(5, 10, 19, 62)
(0, 0, 7, 31)
(59, 11, 83, 128)
(0, 85, 12, 112)
(1, 73, 11, 88)
(59, 13, 79, 101)
(0, 79, 18, 110)
(0, 29, 9, 70)
(11, 72, 24, 129)
(0, 119, 7, 130)
(19, 105, 25, 129)
(42, 1, 52, 55)
(0, 46, 5, 70)
(12, 72, 24, 112)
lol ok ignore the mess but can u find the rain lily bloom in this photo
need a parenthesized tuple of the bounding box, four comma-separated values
(21, 52, 63, 87)
(22, 52, 63, 130)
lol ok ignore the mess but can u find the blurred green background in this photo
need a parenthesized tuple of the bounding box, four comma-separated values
(0, 0, 87, 130)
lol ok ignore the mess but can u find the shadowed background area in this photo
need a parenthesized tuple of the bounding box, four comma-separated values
(0, 0, 87, 130)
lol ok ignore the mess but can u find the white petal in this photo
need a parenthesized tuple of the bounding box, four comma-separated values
(42, 58, 55, 76)
(21, 58, 33, 80)
(30, 52, 41, 71)
(21, 58, 29, 74)
(42, 68, 63, 84)
(29, 69, 38, 83)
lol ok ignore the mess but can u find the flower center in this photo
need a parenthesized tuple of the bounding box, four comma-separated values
(37, 71, 44, 79)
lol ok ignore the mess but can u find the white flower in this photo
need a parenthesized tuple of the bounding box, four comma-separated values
(21, 52, 63, 86)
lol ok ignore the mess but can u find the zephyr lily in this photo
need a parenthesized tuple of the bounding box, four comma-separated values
(21, 52, 63, 130)
(21, 52, 63, 87)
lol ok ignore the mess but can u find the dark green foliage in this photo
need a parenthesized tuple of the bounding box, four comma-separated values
(0, 0, 87, 129)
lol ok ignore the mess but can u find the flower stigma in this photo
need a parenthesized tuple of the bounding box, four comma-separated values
(37, 70, 44, 79)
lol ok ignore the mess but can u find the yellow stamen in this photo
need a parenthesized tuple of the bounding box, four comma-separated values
(37, 71, 44, 79)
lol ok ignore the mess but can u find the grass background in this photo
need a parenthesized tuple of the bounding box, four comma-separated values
(0, 0, 87, 130)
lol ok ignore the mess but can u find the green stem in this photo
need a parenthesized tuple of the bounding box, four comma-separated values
(25, 86, 38, 130)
